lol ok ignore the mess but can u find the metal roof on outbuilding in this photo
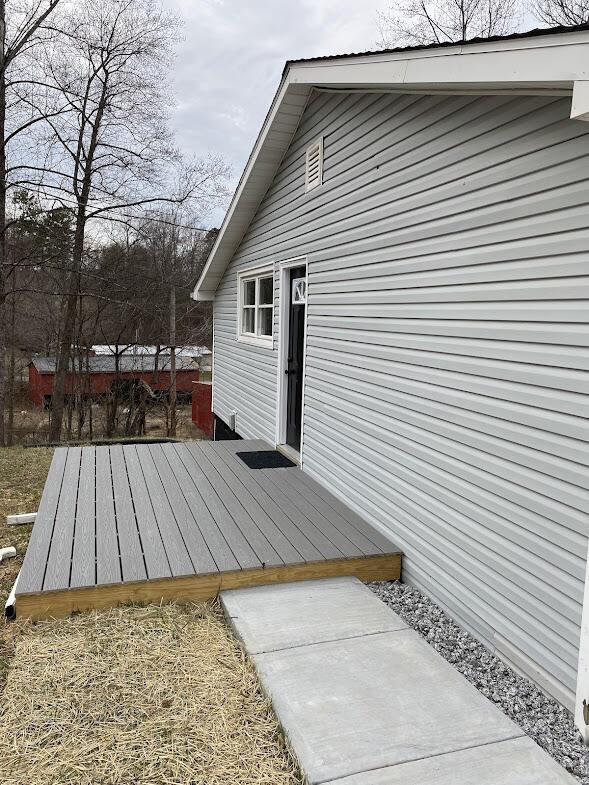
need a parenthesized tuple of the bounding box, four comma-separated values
(31, 355, 198, 374)
(91, 344, 211, 357)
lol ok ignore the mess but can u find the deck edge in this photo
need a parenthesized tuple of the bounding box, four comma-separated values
(15, 553, 402, 621)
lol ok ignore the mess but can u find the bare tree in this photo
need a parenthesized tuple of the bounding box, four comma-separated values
(135, 208, 218, 437)
(43, 0, 226, 441)
(4, 189, 72, 442)
(0, 0, 63, 444)
(377, 0, 520, 47)
(533, 0, 589, 24)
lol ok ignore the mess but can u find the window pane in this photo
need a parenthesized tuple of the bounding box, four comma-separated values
(259, 276, 273, 305)
(257, 306, 272, 336)
(243, 279, 255, 305)
(242, 307, 255, 334)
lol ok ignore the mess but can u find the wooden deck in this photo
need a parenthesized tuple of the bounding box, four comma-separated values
(15, 440, 402, 620)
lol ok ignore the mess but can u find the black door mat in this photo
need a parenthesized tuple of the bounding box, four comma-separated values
(237, 450, 297, 469)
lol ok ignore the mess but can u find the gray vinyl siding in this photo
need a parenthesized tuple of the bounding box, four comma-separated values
(212, 266, 277, 443)
(212, 90, 589, 708)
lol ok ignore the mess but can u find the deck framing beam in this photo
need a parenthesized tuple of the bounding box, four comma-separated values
(16, 553, 401, 621)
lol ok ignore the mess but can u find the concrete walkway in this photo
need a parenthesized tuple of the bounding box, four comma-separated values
(221, 577, 577, 785)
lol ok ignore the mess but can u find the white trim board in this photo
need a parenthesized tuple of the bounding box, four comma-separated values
(192, 27, 589, 302)
(275, 256, 308, 463)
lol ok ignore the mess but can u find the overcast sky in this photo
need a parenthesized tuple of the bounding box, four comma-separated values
(166, 0, 388, 225)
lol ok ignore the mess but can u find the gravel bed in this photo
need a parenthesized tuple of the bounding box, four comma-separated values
(369, 580, 589, 783)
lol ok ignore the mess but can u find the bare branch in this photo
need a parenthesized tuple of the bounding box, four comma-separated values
(532, 0, 589, 25)
(377, 0, 520, 46)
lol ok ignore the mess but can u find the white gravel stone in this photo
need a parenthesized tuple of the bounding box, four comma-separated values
(369, 580, 589, 784)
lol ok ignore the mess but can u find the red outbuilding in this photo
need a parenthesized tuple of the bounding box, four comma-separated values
(191, 381, 213, 437)
(28, 355, 199, 408)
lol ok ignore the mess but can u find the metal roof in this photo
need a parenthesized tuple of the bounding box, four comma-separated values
(283, 23, 589, 71)
(91, 344, 211, 357)
(192, 24, 589, 301)
(31, 355, 198, 374)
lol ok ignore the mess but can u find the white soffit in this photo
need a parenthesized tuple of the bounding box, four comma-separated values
(193, 28, 589, 301)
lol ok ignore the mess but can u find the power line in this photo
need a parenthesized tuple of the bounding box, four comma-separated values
(42, 261, 199, 292)
(107, 210, 217, 233)
(11, 188, 219, 233)
(12, 258, 202, 293)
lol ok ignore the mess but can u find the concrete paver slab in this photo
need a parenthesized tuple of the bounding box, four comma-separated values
(221, 577, 407, 653)
(253, 629, 522, 784)
(323, 736, 578, 785)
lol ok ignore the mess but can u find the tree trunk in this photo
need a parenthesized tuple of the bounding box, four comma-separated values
(168, 284, 176, 437)
(49, 58, 109, 443)
(106, 348, 121, 437)
(6, 287, 14, 445)
(76, 343, 85, 440)
(152, 343, 160, 385)
(87, 348, 93, 441)
(49, 208, 85, 442)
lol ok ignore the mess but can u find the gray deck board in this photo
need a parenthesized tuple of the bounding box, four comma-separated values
(274, 467, 383, 556)
(95, 447, 122, 585)
(219, 442, 343, 561)
(259, 467, 362, 559)
(174, 443, 262, 570)
(44, 448, 82, 591)
(17, 447, 68, 594)
(161, 444, 239, 573)
(184, 443, 279, 567)
(147, 445, 217, 575)
(225, 439, 393, 553)
(199, 441, 303, 565)
(289, 468, 394, 552)
(16, 440, 401, 604)
(110, 446, 146, 583)
(123, 446, 171, 580)
(70, 447, 96, 588)
(209, 443, 323, 563)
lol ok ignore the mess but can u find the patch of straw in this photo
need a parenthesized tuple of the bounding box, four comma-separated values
(0, 603, 303, 785)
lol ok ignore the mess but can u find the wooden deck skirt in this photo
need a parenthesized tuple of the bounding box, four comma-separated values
(16, 440, 402, 620)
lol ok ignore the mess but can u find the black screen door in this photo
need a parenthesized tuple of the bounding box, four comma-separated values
(285, 265, 306, 450)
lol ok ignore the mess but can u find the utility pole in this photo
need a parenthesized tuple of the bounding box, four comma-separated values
(169, 283, 176, 437)
(6, 284, 14, 445)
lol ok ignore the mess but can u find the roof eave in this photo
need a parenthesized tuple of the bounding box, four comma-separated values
(192, 74, 310, 301)
(193, 27, 589, 301)
(193, 290, 216, 302)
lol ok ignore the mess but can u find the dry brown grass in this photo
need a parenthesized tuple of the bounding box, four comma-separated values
(9, 401, 202, 446)
(0, 453, 301, 784)
(0, 603, 302, 785)
(0, 446, 53, 687)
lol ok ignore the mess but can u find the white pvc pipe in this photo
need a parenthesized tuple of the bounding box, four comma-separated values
(4, 571, 19, 620)
(0, 546, 16, 562)
(7, 512, 36, 526)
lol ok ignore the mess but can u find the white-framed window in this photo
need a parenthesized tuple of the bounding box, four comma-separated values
(237, 264, 274, 347)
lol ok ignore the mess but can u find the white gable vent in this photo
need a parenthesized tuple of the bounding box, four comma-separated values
(305, 137, 323, 192)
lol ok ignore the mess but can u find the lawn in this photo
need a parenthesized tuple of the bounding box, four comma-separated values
(0, 446, 53, 687)
(0, 446, 301, 785)
(0, 603, 301, 785)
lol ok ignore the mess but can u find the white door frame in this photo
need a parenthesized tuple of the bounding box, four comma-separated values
(275, 256, 308, 461)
